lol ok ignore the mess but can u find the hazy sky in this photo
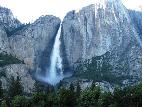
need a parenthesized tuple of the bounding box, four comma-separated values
(0, 0, 142, 23)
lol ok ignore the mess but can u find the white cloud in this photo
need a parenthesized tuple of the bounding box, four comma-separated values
(122, 0, 142, 10)
(0, 0, 141, 23)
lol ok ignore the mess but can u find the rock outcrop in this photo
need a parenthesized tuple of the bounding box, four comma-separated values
(128, 10, 142, 40)
(61, 0, 142, 85)
(0, 64, 35, 93)
(0, 7, 21, 32)
(0, 7, 21, 54)
(0, 26, 10, 53)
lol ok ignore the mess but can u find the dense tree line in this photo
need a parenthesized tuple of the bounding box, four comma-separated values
(1, 77, 142, 107)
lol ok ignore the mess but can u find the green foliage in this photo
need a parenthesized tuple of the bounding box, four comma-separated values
(0, 53, 23, 67)
(1, 100, 8, 107)
(31, 92, 58, 107)
(58, 80, 63, 89)
(0, 69, 6, 78)
(12, 96, 29, 107)
(6, 23, 30, 37)
(45, 93, 57, 107)
(69, 83, 74, 93)
(34, 81, 45, 93)
(34, 80, 54, 94)
(31, 92, 46, 106)
(79, 86, 101, 107)
(8, 76, 23, 98)
(74, 52, 124, 85)
(99, 92, 113, 107)
(1, 78, 142, 107)
(0, 80, 3, 98)
(58, 87, 76, 107)
(76, 82, 81, 98)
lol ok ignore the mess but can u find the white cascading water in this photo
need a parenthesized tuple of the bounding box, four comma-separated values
(45, 25, 63, 85)
(36, 24, 72, 85)
(36, 25, 64, 85)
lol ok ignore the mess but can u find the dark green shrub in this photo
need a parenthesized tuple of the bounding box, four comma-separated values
(0, 53, 23, 67)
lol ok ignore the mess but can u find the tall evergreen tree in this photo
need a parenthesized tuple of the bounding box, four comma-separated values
(79, 86, 101, 107)
(69, 83, 74, 93)
(0, 80, 3, 99)
(8, 76, 23, 98)
(58, 80, 63, 89)
(1, 100, 8, 107)
(34, 81, 45, 93)
(58, 87, 76, 107)
(12, 96, 28, 107)
(15, 76, 23, 96)
(76, 82, 81, 98)
(91, 80, 96, 90)
(8, 76, 15, 98)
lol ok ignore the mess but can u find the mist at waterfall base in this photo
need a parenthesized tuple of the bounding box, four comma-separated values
(36, 68, 72, 85)
(35, 26, 72, 85)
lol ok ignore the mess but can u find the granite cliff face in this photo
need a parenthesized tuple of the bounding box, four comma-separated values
(0, 7, 21, 54)
(0, 26, 10, 53)
(129, 10, 142, 40)
(0, 0, 142, 91)
(0, 7, 61, 92)
(9, 16, 61, 70)
(0, 7, 21, 32)
(0, 64, 34, 93)
(61, 0, 142, 85)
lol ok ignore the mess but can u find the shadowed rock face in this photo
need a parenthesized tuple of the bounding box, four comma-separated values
(0, 26, 10, 53)
(61, 0, 142, 84)
(129, 10, 142, 40)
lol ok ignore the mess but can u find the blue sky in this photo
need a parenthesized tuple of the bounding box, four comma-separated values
(0, 0, 142, 23)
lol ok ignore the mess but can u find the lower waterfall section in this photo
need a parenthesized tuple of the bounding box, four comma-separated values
(44, 25, 63, 85)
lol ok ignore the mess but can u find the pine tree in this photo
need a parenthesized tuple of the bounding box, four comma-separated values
(8, 76, 15, 98)
(58, 80, 63, 89)
(76, 82, 81, 98)
(69, 83, 74, 93)
(12, 96, 28, 107)
(79, 86, 101, 107)
(1, 100, 8, 107)
(8, 76, 23, 98)
(34, 81, 45, 93)
(91, 80, 96, 90)
(0, 80, 3, 99)
(15, 76, 23, 96)
(58, 87, 76, 107)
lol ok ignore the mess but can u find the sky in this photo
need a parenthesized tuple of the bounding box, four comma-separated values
(0, 0, 142, 23)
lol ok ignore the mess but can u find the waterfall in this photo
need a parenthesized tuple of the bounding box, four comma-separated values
(36, 25, 64, 85)
(35, 24, 72, 85)
(45, 25, 63, 85)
